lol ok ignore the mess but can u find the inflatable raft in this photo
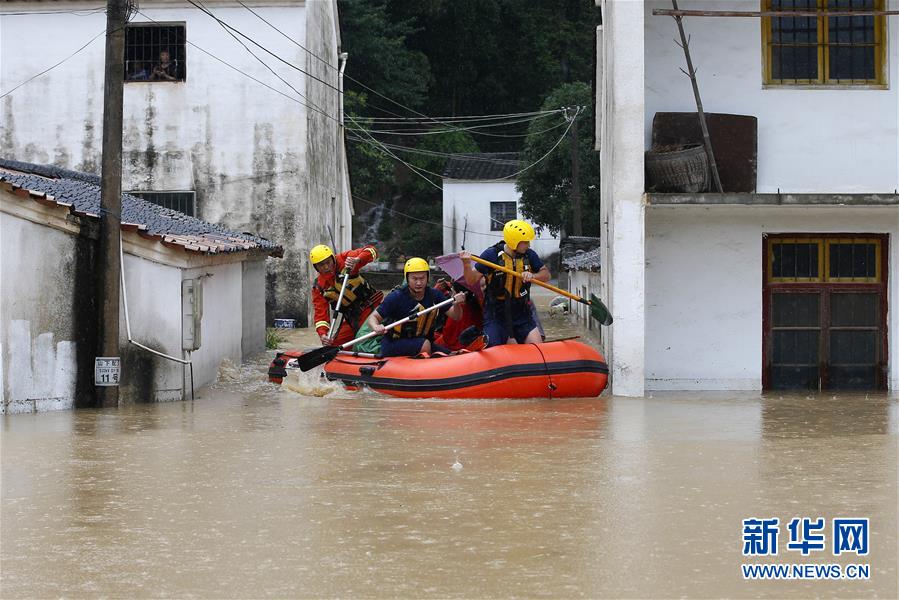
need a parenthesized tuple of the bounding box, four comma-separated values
(268, 339, 608, 399)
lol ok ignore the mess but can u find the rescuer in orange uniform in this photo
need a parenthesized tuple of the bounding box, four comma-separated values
(310, 244, 383, 346)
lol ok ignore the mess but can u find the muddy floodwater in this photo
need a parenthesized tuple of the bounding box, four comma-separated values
(2, 292, 897, 598)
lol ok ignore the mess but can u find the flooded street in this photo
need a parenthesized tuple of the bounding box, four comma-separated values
(2, 293, 897, 598)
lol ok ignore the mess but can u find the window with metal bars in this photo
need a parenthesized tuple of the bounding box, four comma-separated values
(762, 0, 886, 86)
(125, 24, 186, 82)
(129, 191, 196, 216)
(489, 202, 518, 231)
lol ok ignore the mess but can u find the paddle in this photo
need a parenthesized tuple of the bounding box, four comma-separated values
(326, 269, 350, 343)
(297, 296, 456, 371)
(436, 252, 613, 326)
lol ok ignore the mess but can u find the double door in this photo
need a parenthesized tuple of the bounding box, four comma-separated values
(763, 235, 887, 390)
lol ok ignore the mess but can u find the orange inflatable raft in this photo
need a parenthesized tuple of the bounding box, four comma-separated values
(268, 340, 608, 399)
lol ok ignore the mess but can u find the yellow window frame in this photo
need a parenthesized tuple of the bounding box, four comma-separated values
(824, 237, 882, 282)
(768, 238, 825, 283)
(762, 0, 887, 87)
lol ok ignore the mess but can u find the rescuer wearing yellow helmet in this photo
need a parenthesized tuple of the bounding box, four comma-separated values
(310, 243, 382, 346)
(365, 257, 466, 357)
(460, 219, 550, 346)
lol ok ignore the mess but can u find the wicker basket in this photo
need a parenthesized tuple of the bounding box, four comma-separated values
(645, 144, 710, 193)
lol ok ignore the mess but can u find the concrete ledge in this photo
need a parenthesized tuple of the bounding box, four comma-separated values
(646, 192, 899, 206)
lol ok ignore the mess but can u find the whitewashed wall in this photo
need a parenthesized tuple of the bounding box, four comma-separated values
(1, 190, 270, 412)
(1, 211, 82, 413)
(442, 180, 560, 260)
(644, 0, 899, 193)
(0, 0, 349, 325)
(645, 205, 899, 391)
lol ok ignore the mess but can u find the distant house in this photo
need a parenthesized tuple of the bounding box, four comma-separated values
(0, 0, 351, 326)
(1, 159, 281, 413)
(596, 0, 898, 395)
(442, 153, 559, 258)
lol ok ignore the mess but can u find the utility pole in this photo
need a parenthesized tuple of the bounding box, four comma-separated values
(96, 0, 128, 407)
(568, 107, 583, 236)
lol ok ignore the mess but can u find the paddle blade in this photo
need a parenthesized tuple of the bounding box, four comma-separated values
(589, 294, 613, 326)
(297, 345, 340, 371)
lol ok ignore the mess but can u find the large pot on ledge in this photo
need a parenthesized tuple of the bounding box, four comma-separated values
(645, 144, 710, 193)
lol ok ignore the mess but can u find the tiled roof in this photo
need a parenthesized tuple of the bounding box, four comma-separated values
(0, 158, 282, 257)
(561, 236, 602, 273)
(442, 152, 521, 181)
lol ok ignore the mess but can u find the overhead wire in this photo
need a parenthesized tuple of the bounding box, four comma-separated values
(0, 29, 106, 99)
(192, 0, 321, 113)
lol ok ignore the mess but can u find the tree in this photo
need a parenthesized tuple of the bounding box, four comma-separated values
(516, 82, 598, 236)
(339, 0, 431, 113)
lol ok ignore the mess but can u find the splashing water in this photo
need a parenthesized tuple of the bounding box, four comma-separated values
(283, 368, 343, 397)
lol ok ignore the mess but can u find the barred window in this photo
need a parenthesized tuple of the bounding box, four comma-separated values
(129, 191, 196, 216)
(125, 24, 186, 82)
(762, 0, 886, 86)
(489, 201, 517, 231)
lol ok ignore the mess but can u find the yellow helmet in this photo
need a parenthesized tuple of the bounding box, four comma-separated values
(309, 244, 334, 265)
(403, 257, 430, 277)
(503, 219, 536, 249)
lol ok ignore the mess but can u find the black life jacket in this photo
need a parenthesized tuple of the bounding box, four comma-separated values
(316, 273, 376, 315)
(386, 288, 440, 341)
(484, 242, 532, 306)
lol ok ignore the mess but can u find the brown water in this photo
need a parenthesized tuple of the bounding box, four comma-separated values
(2, 291, 897, 598)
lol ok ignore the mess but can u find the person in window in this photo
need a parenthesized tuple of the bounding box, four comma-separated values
(310, 243, 382, 346)
(151, 49, 178, 81)
(128, 61, 149, 81)
(366, 258, 465, 357)
(460, 219, 550, 347)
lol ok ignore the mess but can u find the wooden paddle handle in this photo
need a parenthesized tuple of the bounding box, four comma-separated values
(468, 255, 589, 305)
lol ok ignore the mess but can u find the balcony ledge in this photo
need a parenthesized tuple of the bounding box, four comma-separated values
(646, 192, 899, 206)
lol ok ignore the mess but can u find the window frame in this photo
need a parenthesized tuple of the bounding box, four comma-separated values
(489, 201, 518, 231)
(127, 190, 197, 216)
(761, 0, 887, 89)
(767, 235, 884, 283)
(124, 22, 188, 84)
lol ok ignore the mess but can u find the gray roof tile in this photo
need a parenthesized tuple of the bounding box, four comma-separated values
(0, 158, 282, 256)
(442, 152, 521, 181)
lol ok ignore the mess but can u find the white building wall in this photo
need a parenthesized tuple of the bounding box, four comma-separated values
(1, 212, 82, 413)
(645, 205, 899, 391)
(599, 0, 646, 397)
(0, 0, 349, 324)
(442, 180, 560, 260)
(1, 190, 270, 412)
(644, 0, 899, 193)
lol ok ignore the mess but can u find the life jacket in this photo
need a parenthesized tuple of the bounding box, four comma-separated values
(387, 289, 440, 341)
(316, 273, 376, 314)
(484, 242, 531, 306)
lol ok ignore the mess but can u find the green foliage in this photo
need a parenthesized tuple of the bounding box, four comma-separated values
(345, 92, 394, 202)
(265, 327, 287, 350)
(404, 130, 479, 193)
(339, 0, 431, 110)
(516, 82, 599, 236)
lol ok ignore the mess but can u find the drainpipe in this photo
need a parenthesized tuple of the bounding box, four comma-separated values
(119, 235, 195, 401)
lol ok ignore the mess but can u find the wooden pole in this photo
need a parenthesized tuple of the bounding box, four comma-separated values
(671, 0, 723, 193)
(97, 0, 128, 407)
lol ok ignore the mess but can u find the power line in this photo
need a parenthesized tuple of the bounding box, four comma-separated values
(193, 0, 321, 113)
(353, 193, 498, 239)
(0, 29, 106, 100)
(184, 0, 342, 94)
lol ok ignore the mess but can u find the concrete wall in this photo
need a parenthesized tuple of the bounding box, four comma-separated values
(598, 0, 646, 397)
(644, 0, 899, 193)
(567, 270, 606, 348)
(1, 208, 86, 413)
(442, 180, 560, 260)
(645, 205, 899, 391)
(1, 189, 270, 412)
(0, 0, 349, 325)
